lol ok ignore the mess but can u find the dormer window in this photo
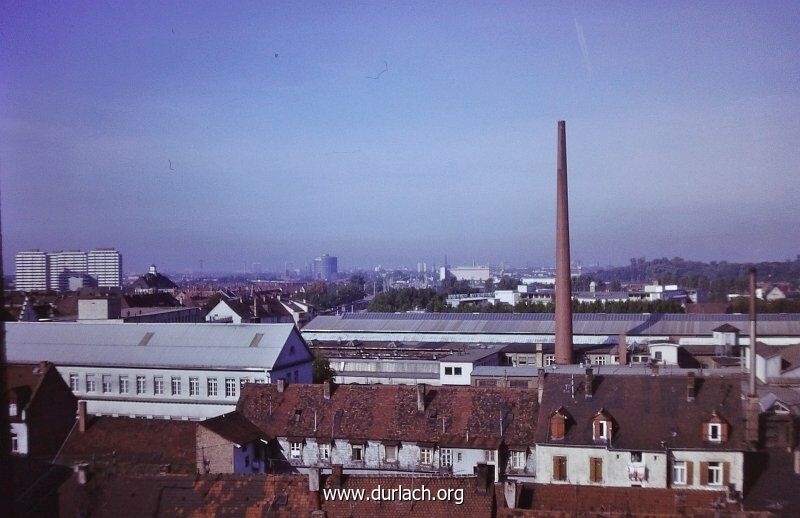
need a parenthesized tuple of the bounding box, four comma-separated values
(550, 408, 568, 440)
(592, 409, 613, 442)
(9, 403, 17, 417)
(704, 412, 728, 443)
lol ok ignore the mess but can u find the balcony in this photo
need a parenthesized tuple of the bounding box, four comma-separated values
(628, 462, 647, 483)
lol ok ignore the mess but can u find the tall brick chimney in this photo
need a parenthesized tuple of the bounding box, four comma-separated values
(555, 120, 574, 365)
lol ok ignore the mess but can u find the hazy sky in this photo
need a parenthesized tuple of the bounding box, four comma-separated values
(2, 1, 799, 273)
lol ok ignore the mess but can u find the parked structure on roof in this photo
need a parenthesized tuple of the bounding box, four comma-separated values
(5, 321, 314, 419)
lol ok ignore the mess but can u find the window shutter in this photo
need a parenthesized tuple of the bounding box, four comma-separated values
(551, 415, 565, 439)
(686, 461, 693, 485)
(553, 456, 561, 480)
(702, 423, 708, 441)
(593, 420, 600, 440)
(723, 462, 730, 486)
(721, 423, 729, 442)
(699, 462, 709, 486)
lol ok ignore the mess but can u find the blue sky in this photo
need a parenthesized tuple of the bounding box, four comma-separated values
(2, 1, 799, 273)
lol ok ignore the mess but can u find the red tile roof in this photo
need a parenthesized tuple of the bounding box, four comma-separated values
(500, 483, 740, 516)
(199, 411, 270, 445)
(56, 416, 196, 474)
(321, 475, 494, 517)
(237, 383, 539, 447)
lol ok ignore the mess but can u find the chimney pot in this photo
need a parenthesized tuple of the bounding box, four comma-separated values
(416, 384, 426, 412)
(276, 379, 285, 393)
(323, 380, 332, 400)
(78, 401, 87, 433)
(585, 367, 594, 400)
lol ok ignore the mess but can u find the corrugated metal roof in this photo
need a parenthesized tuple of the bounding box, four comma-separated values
(5, 322, 298, 370)
(303, 313, 800, 337)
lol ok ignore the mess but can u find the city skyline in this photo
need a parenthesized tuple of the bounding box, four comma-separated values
(2, 2, 799, 272)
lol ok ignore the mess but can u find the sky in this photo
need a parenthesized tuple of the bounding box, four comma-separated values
(1, 1, 799, 273)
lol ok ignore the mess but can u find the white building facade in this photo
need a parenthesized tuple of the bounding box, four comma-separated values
(15, 250, 49, 292)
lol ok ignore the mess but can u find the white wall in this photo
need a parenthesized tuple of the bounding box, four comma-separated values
(205, 300, 243, 323)
(10, 422, 28, 455)
(649, 344, 679, 365)
(671, 450, 745, 492)
(536, 445, 668, 488)
(440, 362, 473, 385)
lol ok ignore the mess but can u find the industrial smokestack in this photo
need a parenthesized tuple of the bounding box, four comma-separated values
(748, 268, 757, 397)
(555, 120, 574, 365)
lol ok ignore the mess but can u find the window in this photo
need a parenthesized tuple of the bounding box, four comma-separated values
(708, 423, 722, 442)
(384, 445, 398, 462)
(189, 377, 199, 396)
(293, 370, 299, 382)
(672, 461, 687, 485)
(154, 377, 164, 395)
(69, 373, 80, 391)
(707, 462, 723, 485)
(254, 378, 266, 384)
(171, 377, 182, 396)
(136, 376, 146, 395)
(596, 420, 610, 441)
(553, 455, 567, 481)
(240, 378, 249, 390)
(119, 376, 129, 394)
(545, 355, 556, 366)
(456, 452, 463, 462)
(486, 450, 496, 462)
(290, 442, 302, 459)
(11, 434, 18, 453)
(207, 378, 218, 397)
(594, 356, 607, 365)
(589, 457, 603, 483)
(445, 367, 453, 375)
(419, 447, 433, 464)
(351, 444, 364, 461)
(654, 351, 663, 362)
(630, 451, 643, 463)
(511, 451, 526, 469)
(440, 448, 452, 467)
(319, 443, 331, 461)
(225, 378, 236, 397)
(86, 374, 96, 392)
(102, 375, 112, 393)
(454, 367, 462, 375)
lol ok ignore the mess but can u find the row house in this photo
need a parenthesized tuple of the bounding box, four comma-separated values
(535, 370, 747, 495)
(226, 381, 540, 482)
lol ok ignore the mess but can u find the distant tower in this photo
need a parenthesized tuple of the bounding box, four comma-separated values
(555, 121, 574, 365)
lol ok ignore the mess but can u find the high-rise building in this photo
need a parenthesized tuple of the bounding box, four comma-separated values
(313, 254, 338, 280)
(87, 248, 122, 287)
(48, 251, 89, 292)
(15, 248, 122, 292)
(15, 250, 49, 292)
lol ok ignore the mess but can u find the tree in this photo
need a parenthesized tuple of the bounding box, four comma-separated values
(312, 350, 336, 383)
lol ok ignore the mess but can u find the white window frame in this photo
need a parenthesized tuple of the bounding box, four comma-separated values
(419, 447, 433, 465)
(11, 434, 19, 453)
(136, 376, 146, 395)
(672, 461, 687, 485)
(207, 378, 218, 397)
(444, 367, 453, 375)
(511, 450, 526, 469)
(119, 376, 129, 394)
(454, 367, 462, 375)
(708, 423, 722, 442)
(102, 375, 112, 393)
(225, 378, 237, 398)
(69, 373, 80, 392)
(85, 374, 96, 393)
(9, 403, 18, 417)
(440, 448, 452, 467)
(290, 442, 302, 459)
(189, 377, 199, 396)
(594, 356, 607, 365)
(598, 420, 609, 440)
(544, 355, 556, 366)
(153, 376, 164, 395)
(171, 377, 182, 396)
(239, 378, 249, 390)
(486, 449, 496, 463)
(707, 461, 723, 485)
(319, 443, 331, 461)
